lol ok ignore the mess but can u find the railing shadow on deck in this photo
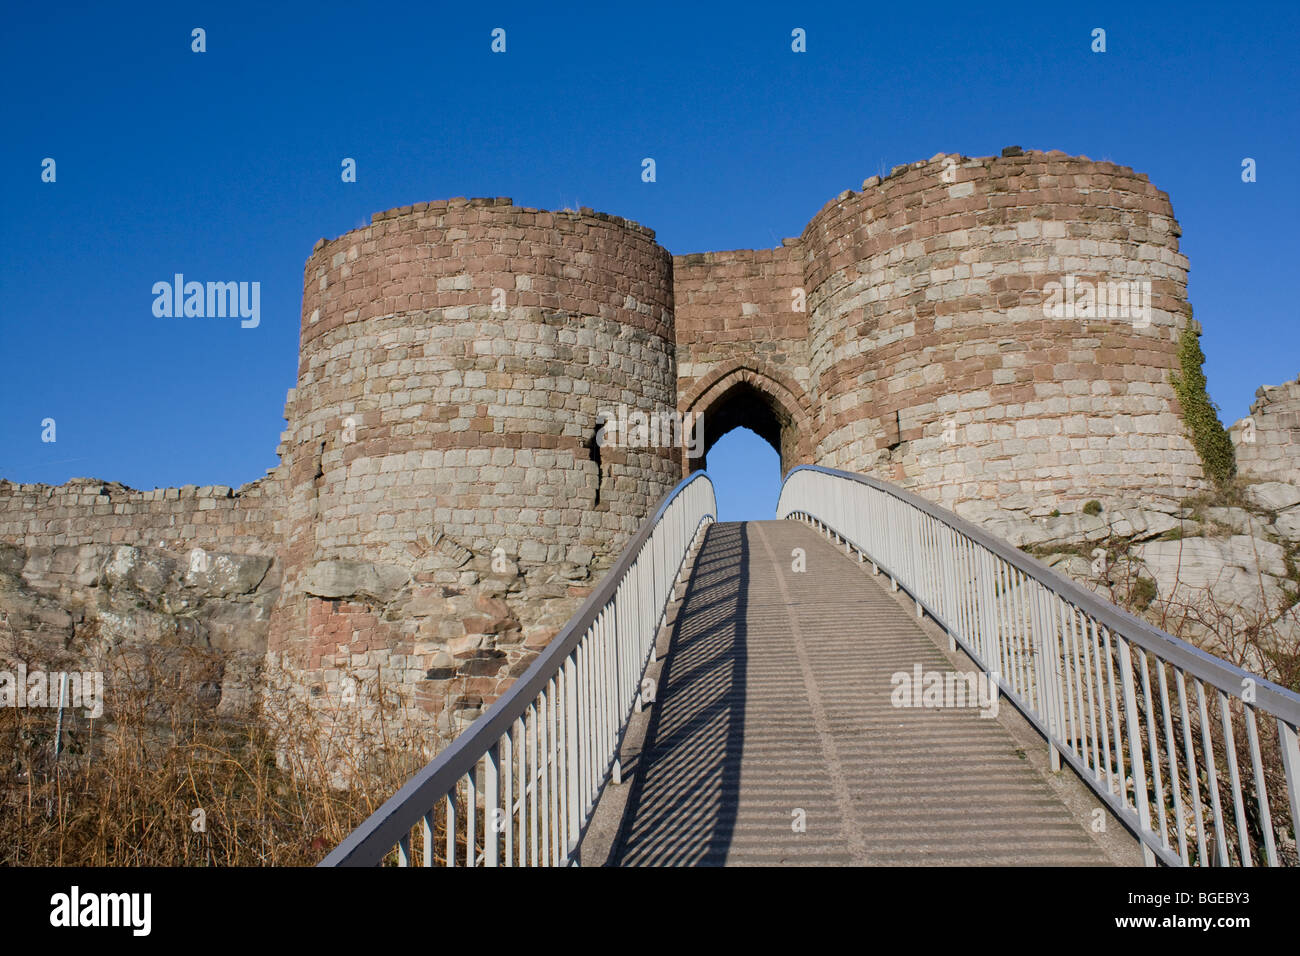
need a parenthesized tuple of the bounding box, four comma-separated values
(609, 522, 750, 865)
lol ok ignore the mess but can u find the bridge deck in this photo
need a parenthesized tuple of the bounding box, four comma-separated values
(608, 520, 1114, 866)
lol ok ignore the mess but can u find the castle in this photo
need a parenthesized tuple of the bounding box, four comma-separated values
(0, 148, 1223, 736)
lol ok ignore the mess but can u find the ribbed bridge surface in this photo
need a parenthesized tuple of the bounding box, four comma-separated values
(609, 520, 1113, 866)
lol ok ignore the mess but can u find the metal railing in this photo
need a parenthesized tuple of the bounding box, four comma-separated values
(321, 472, 716, 866)
(778, 465, 1300, 867)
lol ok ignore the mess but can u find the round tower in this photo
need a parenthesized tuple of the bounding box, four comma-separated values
(803, 149, 1207, 520)
(267, 198, 679, 735)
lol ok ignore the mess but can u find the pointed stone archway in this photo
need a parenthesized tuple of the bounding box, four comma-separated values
(679, 361, 814, 477)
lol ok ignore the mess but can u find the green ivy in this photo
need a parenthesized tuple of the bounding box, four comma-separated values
(1170, 324, 1236, 486)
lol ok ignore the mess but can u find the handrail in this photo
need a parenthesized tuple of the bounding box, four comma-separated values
(322, 471, 716, 866)
(779, 464, 1300, 867)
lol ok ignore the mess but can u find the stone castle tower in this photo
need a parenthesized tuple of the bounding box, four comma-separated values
(0, 148, 1213, 737)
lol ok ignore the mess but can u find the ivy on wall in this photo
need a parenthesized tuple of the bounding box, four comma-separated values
(1170, 323, 1236, 486)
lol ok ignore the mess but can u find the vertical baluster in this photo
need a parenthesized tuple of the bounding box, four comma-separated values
(551, 673, 563, 865)
(484, 743, 500, 867)
(446, 789, 457, 868)
(1034, 584, 1061, 767)
(516, 716, 527, 866)
(1099, 628, 1126, 801)
(529, 702, 539, 867)
(577, 639, 589, 819)
(1090, 620, 1115, 794)
(1065, 603, 1086, 759)
(581, 631, 591, 809)
(565, 653, 580, 861)
(593, 618, 602, 804)
(1077, 611, 1101, 780)
(996, 560, 1014, 695)
(1116, 636, 1155, 864)
(466, 762, 477, 867)
(939, 523, 955, 638)
(1017, 569, 1036, 705)
(1244, 706, 1278, 866)
(954, 535, 968, 645)
(593, 605, 603, 784)
(1050, 598, 1071, 757)
(998, 562, 1016, 694)
(979, 547, 998, 676)
(1156, 662, 1189, 865)
(539, 687, 550, 866)
(963, 535, 976, 646)
(1218, 690, 1251, 866)
(1175, 671, 1208, 864)
(604, 603, 616, 770)
(1196, 680, 1229, 865)
(502, 728, 514, 866)
(422, 808, 434, 868)
(1009, 568, 1029, 704)
(617, 573, 628, 719)
(1277, 718, 1300, 868)
(1137, 650, 1169, 855)
(1050, 596, 1071, 761)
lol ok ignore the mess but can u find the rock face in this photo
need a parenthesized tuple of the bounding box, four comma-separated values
(963, 502, 1182, 550)
(1133, 535, 1289, 617)
(0, 539, 279, 723)
(1244, 481, 1300, 512)
(1023, 479, 1300, 663)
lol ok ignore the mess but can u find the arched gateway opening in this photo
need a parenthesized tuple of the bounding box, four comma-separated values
(679, 364, 814, 478)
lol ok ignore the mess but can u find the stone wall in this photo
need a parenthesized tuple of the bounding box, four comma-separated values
(673, 245, 813, 472)
(267, 199, 680, 734)
(1231, 377, 1300, 485)
(0, 476, 279, 555)
(0, 476, 282, 720)
(800, 148, 1205, 521)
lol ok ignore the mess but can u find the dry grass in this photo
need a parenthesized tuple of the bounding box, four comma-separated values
(0, 646, 459, 866)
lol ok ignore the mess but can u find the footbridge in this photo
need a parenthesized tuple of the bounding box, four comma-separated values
(322, 467, 1300, 867)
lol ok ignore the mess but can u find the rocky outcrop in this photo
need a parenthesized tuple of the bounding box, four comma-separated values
(962, 502, 1182, 550)
(0, 541, 279, 721)
(1133, 535, 1289, 617)
(997, 478, 1300, 664)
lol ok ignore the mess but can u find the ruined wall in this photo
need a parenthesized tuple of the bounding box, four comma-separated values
(0, 476, 282, 719)
(1232, 377, 1300, 485)
(268, 199, 679, 734)
(1, 152, 1233, 748)
(800, 148, 1206, 520)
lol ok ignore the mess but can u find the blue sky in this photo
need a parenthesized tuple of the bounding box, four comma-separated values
(2, 1, 1296, 522)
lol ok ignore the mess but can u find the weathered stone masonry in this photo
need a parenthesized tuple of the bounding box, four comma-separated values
(0, 149, 1220, 740)
(1232, 378, 1300, 486)
(269, 199, 680, 732)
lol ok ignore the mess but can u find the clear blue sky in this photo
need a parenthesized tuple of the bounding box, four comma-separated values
(3, 1, 1296, 522)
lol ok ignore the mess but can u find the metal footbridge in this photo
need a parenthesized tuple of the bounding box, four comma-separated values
(323, 467, 1300, 867)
